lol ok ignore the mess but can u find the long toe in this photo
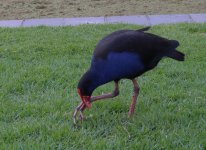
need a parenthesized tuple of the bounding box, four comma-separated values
(79, 111, 84, 121)
(73, 115, 77, 124)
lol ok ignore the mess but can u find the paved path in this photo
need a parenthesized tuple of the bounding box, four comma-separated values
(0, 13, 206, 28)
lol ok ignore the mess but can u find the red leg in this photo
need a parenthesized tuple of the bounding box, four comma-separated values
(128, 79, 140, 117)
(90, 81, 119, 102)
(73, 102, 85, 124)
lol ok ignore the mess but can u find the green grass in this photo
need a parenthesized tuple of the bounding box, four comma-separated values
(0, 24, 206, 149)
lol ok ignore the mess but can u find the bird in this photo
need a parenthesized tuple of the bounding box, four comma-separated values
(73, 27, 185, 124)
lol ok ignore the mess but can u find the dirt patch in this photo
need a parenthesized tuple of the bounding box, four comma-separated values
(0, 0, 206, 20)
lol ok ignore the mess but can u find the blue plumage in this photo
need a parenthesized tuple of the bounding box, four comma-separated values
(91, 52, 145, 84)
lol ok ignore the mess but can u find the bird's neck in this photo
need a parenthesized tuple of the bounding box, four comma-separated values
(88, 69, 104, 89)
(78, 69, 103, 96)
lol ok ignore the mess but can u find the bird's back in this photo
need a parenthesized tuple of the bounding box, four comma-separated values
(93, 28, 179, 64)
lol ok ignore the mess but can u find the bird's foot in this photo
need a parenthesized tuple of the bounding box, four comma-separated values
(73, 102, 85, 125)
(79, 111, 84, 121)
(73, 110, 85, 125)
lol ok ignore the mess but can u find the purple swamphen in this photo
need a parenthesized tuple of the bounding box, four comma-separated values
(73, 27, 185, 124)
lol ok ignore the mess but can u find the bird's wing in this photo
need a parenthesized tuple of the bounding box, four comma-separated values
(93, 29, 178, 59)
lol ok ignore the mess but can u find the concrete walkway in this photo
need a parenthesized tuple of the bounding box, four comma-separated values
(0, 13, 206, 27)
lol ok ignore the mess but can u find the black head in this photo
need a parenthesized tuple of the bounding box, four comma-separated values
(77, 70, 95, 108)
(77, 70, 95, 96)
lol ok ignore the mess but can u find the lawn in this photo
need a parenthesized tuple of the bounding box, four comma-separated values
(0, 0, 206, 20)
(0, 24, 206, 149)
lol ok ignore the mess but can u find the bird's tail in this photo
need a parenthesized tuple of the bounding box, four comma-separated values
(165, 40, 185, 61)
(136, 26, 151, 32)
(166, 50, 185, 61)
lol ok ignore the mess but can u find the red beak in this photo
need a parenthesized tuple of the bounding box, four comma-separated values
(77, 88, 91, 109)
